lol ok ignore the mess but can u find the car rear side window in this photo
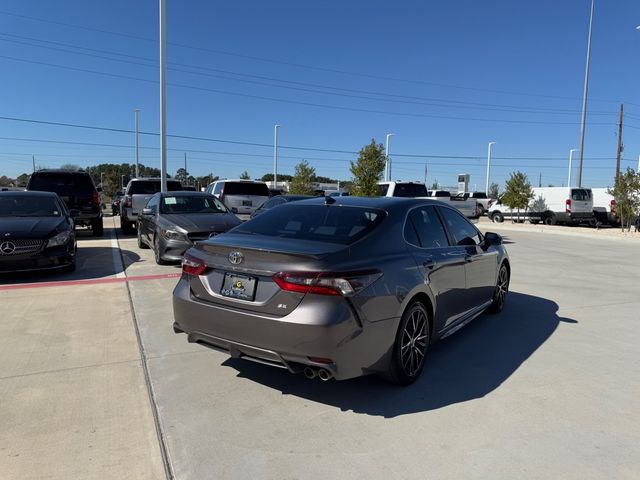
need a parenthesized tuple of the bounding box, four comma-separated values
(29, 173, 94, 195)
(571, 189, 590, 201)
(129, 181, 182, 194)
(222, 182, 269, 196)
(233, 205, 386, 245)
(406, 206, 449, 248)
(378, 184, 389, 196)
(438, 207, 481, 246)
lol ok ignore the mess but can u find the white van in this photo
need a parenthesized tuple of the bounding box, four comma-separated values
(488, 195, 542, 223)
(205, 180, 269, 215)
(591, 188, 618, 226)
(531, 187, 594, 225)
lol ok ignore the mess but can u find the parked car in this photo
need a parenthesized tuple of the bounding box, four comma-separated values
(453, 192, 493, 215)
(173, 196, 510, 385)
(591, 188, 619, 227)
(250, 194, 315, 219)
(27, 169, 103, 236)
(531, 187, 594, 225)
(137, 192, 241, 264)
(488, 195, 543, 224)
(205, 180, 269, 216)
(111, 192, 124, 216)
(120, 178, 183, 234)
(0, 191, 77, 273)
(378, 182, 480, 218)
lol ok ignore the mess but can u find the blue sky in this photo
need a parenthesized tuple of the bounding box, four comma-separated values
(0, 0, 639, 189)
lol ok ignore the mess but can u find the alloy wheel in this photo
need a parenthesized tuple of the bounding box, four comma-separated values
(400, 308, 428, 377)
(496, 266, 509, 309)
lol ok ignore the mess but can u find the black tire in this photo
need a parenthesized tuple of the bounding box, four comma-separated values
(543, 214, 556, 225)
(386, 301, 430, 386)
(137, 223, 149, 249)
(530, 219, 540, 225)
(491, 212, 504, 223)
(154, 234, 168, 265)
(488, 263, 509, 313)
(121, 217, 134, 234)
(91, 218, 104, 237)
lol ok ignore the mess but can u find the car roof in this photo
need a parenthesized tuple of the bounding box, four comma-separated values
(32, 169, 90, 175)
(214, 179, 266, 183)
(157, 191, 213, 196)
(293, 195, 442, 210)
(276, 195, 315, 200)
(130, 177, 180, 182)
(0, 190, 59, 197)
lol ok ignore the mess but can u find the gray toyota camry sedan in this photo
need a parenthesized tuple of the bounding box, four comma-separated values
(173, 196, 510, 385)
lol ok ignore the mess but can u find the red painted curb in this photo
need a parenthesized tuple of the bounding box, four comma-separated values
(0, 272, 181, 291)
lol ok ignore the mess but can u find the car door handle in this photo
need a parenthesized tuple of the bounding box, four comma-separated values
(422, 256, 436, 269)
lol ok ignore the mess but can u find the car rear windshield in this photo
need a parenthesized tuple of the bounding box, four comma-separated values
(393, 183, 428, 197)
(0, 195, 61, 217)
(222, 182, 269, 196)
(571, 189, 592, 201)
(29, 173, 94, 195)
(161, 195, 226, 214)
(472, 192, 487, 198)
(129, 181, 183, 194)
(232, 205, 386, 245)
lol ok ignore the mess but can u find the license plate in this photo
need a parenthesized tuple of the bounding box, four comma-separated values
(242, 200, 252, 206)
(221, 273, 256, 301)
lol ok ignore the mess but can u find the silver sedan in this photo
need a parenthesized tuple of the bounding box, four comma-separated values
(172, 197, 510, 385)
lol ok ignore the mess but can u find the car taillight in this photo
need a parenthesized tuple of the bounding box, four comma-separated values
(488, 199, 493, 208)
(565, 199, 571, 213)
(182, 252, 209, 276)
(610, 199, 616, 214)
(273, 270, 382, 296)
(219, 187, 225, 205)
(92, 191, 100, 206)
(124, 195, 132, 208)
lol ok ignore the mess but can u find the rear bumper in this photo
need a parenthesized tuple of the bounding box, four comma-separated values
(172, 277, 396, 380)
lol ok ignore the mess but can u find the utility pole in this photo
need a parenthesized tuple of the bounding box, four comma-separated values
(577, 0, 595, 188)
(273, 124, 280, 188)
(485, 141, 496, 195)
(423, 160, 428, 185)
(385, 133, 394, 181)
(538, 172, 542, 188)
(615, 103, 624, 180)
(134, 109, 140, 178)
(32, 155, 35, 172)
(159, 0, 167, 192)
(184, 152, 188, 185)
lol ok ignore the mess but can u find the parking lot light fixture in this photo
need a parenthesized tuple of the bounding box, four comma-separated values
(274, 124, 280, 189)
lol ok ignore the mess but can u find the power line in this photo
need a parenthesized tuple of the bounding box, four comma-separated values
(0, 32, 621, 117)
(0, 9, 627, 105)
(0, 54, 620, 127)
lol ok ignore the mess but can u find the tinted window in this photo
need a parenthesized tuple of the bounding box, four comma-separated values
(129, 181, 182, 194)
(393, 183, 428, 197)
(571, 189, 590, 201)
(263, 197, 284, 210)
(472, 192, 487, 199)
(212, 183, 223, 195)
(161, 195, 227, 214)
(0, 195, 62, 217)
(433, 190, 451, 198)
(378, 184, 389, 196)
(146, 194, 160, 212)
(406, 206, 449, 248)
(438, 207, 481, 246)
(222, 182, 269, 196)
(233, 205, 385, 245)
(29, 173, 94, 195)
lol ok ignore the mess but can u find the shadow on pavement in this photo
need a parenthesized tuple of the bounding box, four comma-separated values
(223, 291, 576, 417)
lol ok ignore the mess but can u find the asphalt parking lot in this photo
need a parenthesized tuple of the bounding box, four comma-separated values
(1, 215, 639, 479)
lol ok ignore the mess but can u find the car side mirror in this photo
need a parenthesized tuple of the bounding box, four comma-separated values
(483, 232, 503, 248)
(141, 207, 154, 216)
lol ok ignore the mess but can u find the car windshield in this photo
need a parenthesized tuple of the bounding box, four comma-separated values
(223, 182, 269, 196)
(160, 195, 227, 214)
(129, 181, 183, 194)
(232, 204, 386, 245)
(0, 195, 61, 217)
(29, 173, 94, 195)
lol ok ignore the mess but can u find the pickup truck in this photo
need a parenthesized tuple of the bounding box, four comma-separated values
(378, 182, 480, 218)
(453, 191, 494, 215)
(120, 178, 183, 233)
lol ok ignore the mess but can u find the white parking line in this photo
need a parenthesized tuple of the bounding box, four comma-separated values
(109, 218, 126, 279)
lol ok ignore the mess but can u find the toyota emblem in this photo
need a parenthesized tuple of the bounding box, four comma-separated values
(0, 241, 16, 254)
(228, 251, 244, 265)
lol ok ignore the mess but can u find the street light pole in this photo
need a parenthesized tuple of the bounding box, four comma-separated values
(568, 148, 578, 187)
(577, 0, 595, 188)
(134, 109, 140, 178)
(485, 142, 496, 195)
(273, 124, 280, 189)
(159, 0, 167, 192)
(100, 172, 104, 189)
(385, 133, 394, 181)
(121, 174, 126, 190)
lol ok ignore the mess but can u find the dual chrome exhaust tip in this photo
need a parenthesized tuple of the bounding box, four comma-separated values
(303, 366, 333, 381)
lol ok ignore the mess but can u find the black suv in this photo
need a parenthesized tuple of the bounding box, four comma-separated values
(27, 170, 103, 236)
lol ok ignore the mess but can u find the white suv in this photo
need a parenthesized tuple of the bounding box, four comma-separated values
(205, 180, 269, 215)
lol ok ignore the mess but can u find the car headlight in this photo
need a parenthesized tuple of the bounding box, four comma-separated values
(160, 228, 187, 241)
(46, 231, 71, 248)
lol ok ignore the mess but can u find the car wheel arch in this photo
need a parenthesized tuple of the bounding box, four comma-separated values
(398, 289, 435, 340)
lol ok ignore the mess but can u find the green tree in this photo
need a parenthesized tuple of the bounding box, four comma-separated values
(239, 170, 251, 180)
(488, 182, 500, 199)
(261, 173, 292, 182)
(0, 176, 13, 187)
(502, 171, 534, 222)
(16, 173, 30, 187)
(289, 160, 316, 195)
(350, 139, 386, 197)
(59, 163, 82, 171)
(430, 180, 439, 190)
(175, 168, 189, 183)
(608, 168, 640, 231)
